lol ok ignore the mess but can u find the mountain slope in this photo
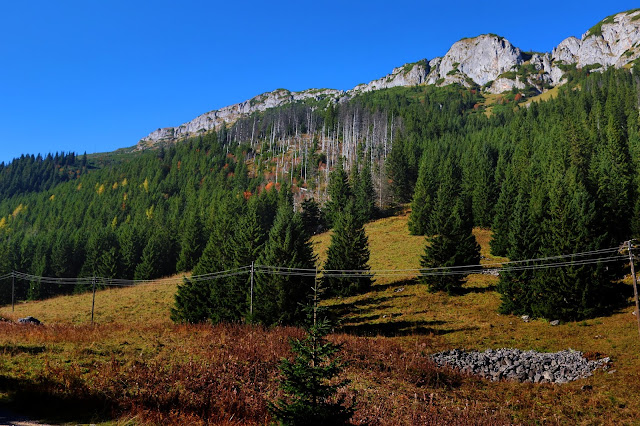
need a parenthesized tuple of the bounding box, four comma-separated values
(138, 9, 640, 148)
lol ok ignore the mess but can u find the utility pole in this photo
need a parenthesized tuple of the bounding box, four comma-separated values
(628, 241, 640, 340)
(11, 272, 15, 312)
(250, 261, 254, 320)
(313, 267, 318, 327)
(91, 277, 96, 325)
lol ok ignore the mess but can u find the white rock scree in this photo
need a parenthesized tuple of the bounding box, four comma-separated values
(431, 348, 610, 384)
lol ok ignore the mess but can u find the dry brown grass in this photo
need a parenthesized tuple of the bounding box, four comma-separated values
(1, 213, 640, 424)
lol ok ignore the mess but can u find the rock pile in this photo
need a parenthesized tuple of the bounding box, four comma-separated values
(17, 316, 41, 325)
(431, 348, 610, 384)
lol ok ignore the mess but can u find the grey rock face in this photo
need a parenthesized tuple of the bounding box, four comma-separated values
(553, 10, 640, 68)
(350, 61, 429, 94)
(137, 88, 343, 149)
(137, 10, 640, 148)
(487, 77, 525, 94)
(431, 348, 610, 384)
(432, 34, 524, 87)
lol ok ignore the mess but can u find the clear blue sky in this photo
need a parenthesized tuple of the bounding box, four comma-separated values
(1, 0, 637, 164)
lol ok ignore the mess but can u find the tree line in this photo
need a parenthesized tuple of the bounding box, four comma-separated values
(0, 66, 638, 322)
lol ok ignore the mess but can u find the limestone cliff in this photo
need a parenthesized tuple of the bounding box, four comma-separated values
(137, 9, 640, 148)
(553, 9, 640, 68)
(137, 88, 343, 149)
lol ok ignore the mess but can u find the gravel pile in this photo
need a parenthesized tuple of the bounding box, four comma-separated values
(431, 348, 610, 384)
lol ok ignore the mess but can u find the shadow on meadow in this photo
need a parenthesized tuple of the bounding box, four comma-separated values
(0, 344, 46, 356)
(339, 319, 478, 337)
(0, 375, 113, 425)
(459, 284, 497, 295)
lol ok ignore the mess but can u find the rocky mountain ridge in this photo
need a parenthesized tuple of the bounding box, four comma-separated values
(138, 9, 640, 148)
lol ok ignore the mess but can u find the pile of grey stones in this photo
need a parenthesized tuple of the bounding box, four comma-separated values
(431, 348, 610, 384)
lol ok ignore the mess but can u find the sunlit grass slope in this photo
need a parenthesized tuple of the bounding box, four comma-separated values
(1, 211, 639, 423)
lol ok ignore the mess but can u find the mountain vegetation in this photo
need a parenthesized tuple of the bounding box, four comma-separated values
(0, 65, 638, 322)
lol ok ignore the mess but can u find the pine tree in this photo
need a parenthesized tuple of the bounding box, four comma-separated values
(324, 157, 352, 228)
(118, 222, 144, 280)
(496, 187, 544, 315)
(134, 227, 175, 280)
(408, 152, 437, 235)
(171, 276, 212, 324)
(176, 209, 206, 272)
(420, 162, 480, 294)
(96, 228, 120, 279)
(269, 318, 353, 425)
(254, 198, 316, 326)
(490, 171, 517, 257)
(301, 198, 325, 236)
(188, 219, 236, 323)
(353, 160, 377, 224)
(323, 200, 373, 297)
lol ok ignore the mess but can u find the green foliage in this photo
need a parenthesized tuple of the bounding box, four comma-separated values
(176, 209, 206, 272)
(586, 14, 617, 38)
(323, 201, 373, 297)
(420, 161, 480, 294)
(352, 159, 377, 223)
(134, 227, 176, 281)
(492, 70, 638, 319)
(0, 152, 88, 200)
(301, 198, 325, 236)
(269, 318, 353, 425)
(324, 157, 352, 228)
(254, 196, 317, 326)
(402, 59, 427, 75)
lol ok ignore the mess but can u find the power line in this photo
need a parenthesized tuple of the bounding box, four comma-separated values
(0, 244, 631, 287)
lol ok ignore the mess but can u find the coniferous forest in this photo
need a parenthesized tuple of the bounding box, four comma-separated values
(0, 67, 639, 323)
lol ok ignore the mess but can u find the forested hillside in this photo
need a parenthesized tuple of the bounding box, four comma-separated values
(0, 66, 638, 322)
(0, 152, 88, 199)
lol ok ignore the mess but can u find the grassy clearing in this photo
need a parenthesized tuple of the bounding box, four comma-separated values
(1, 213, 640, 424)
(523, 86, 560, 106)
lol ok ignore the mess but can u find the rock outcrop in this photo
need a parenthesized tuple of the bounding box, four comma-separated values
(553, 10, 640, 68)
(427, 35, 525, 87)
(137, 88, 343, 149)
(137, 9, 640, 148)
(350, 60, 430, 94)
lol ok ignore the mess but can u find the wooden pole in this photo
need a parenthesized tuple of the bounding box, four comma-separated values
(11, 273, 15, 312)
(91, 277, 96, 325)
(313, 267, 318, 328)
(627, 241, 640, 340)
(250, 261, 254, 320)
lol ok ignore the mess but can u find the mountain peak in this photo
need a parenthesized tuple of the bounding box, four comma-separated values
(137, 10, 640, 149)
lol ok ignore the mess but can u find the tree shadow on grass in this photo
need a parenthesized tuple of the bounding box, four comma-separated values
(339, 319, 479, 337)
(370, 278, 419, 292)
(459, 284, 497, 295)
(329, 294, 411, 319)
(0, 345, 46, 355)
(0, 375, 114, 425)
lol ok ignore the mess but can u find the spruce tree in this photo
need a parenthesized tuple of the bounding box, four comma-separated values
(301, 198, 325, 236)
(269, 318, 353, 426)
(118, 222, 143, 280)
(324, 157, 352, 228)
(353, 160, 377, 224)
(496, 188, 542, 315)
(323, 200, 373, 297)
(408, 152, 437, 235)
(176, 209, 206, 272)
(134, 227, 175, 280)
(420, 162, 480, 294)
(489, 171, 517, 257)
(254, 197, 316, 326)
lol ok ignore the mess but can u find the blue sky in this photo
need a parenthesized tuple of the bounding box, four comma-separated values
(0, 1, 637, 164)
